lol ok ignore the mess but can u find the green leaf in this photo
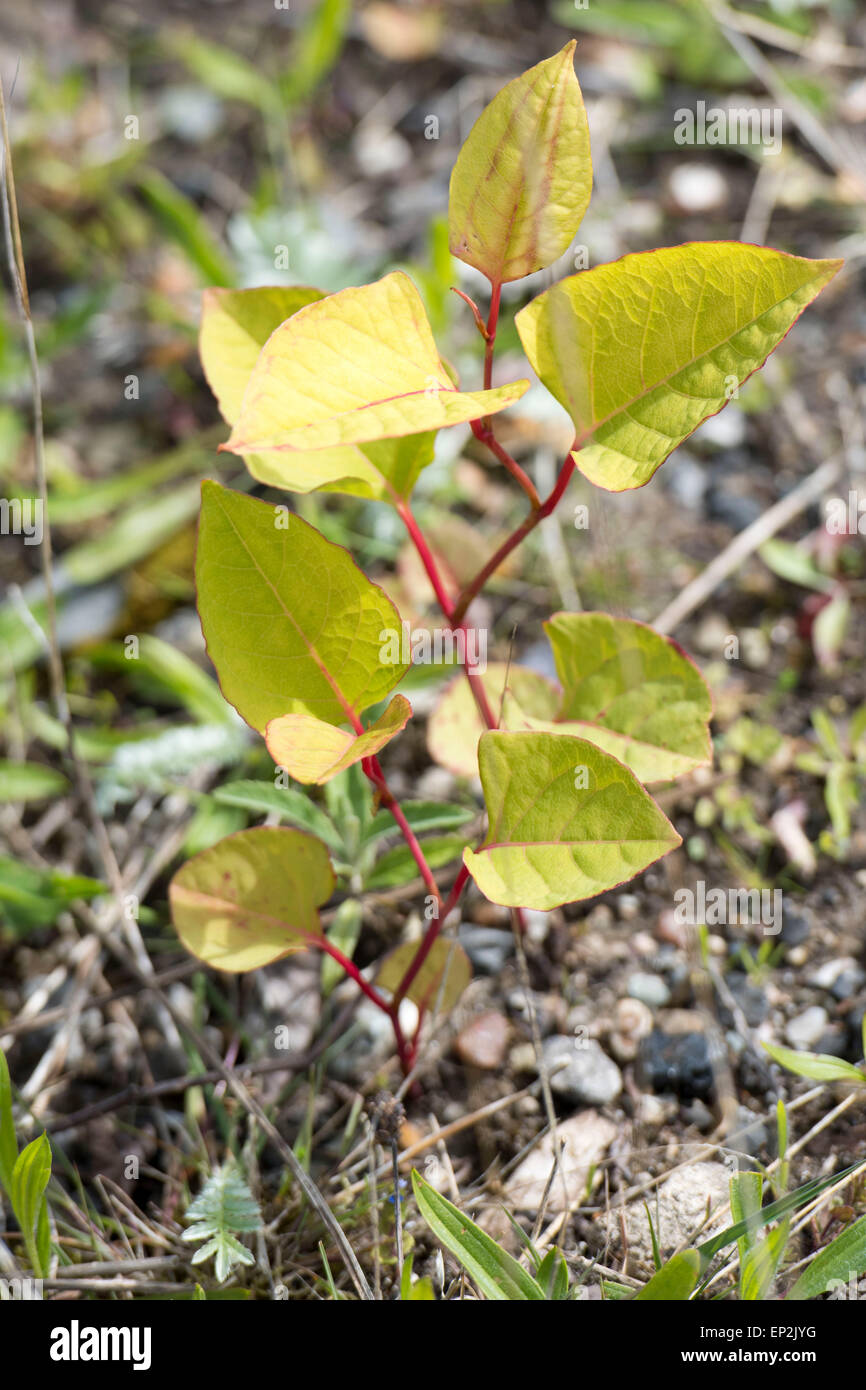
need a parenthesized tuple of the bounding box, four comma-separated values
(362, 801, 474, 846)
(515, 243, 842, 491)
(376, 938, 472, 1015)
(788, 1214, 866, 1301)
(759, 539, 833, 593)
(136, 168, 233, 287)
(183, 1163, 262, 1284)
(411, 1170, 545, 1300)
(0, 761, 68, 802)
(10, 1132, 52, 1277)
(201, 285, 438, 502)
(104, 634, 236, 726)
(448, 42, 591, 285)
(535, 1247, 570, 1300)
(741, 1220, 790, 1302)
(463, 731, 681, 910)
(634, 1249, 700, 1300)
(0, 1048, 17, 1197)
(280, 0, 351, 111)
(223, 273, 527, 458)
(196, 482, 409, 733)
(696, 1162, 863, 1267)
(264, 695, 412, 785)
(169, 826, 334, 971)
(0, 857, 104, 931)
(544, 613, 712, 781)
(812, 590, 850, 671)
(730, 1170, 763, 1262)
(166, 30, 283, 116)
(212, 779, 342, 852)
(763, 1043, 865, 1086)
(365, 834, 469, 891)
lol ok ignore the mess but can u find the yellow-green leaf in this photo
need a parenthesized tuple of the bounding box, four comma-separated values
(265, 694, 412, 785)
(544, 613, 712, 782)
(377, 937, 471, 1015)
(222, 272, 528, 457)
(200, 284, 436, 501)
(411, 1170, 546, 1300)
(763, 1043, 865, 1086)
(428, 615, 712, 785)
(464, 731, 681, 910)
(515, 243, 842, 491)
(169, 827, 334, 971)
(634, 1249, 700, 1301)
(196, 482, 409, 732)
(448, 42, 591, 284)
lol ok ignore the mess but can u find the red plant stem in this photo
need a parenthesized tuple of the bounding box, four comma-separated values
(361, 754, 443, 907)
(318, 932, 413, 1069)
(451, 450, 577, 626)
(470, 419, 540, 508)
(483, 280, 502, 390)
(394, 498, 499, 731)
(318, 934, 390, 1014)
(394, 499, 453, 617)
(393, 863, 471, 1009)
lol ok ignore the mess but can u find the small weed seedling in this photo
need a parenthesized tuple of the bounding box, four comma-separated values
(169, 44, 841, 1074)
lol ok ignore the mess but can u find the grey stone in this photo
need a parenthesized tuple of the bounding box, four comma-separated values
(457, 923, 513, 976)
(542, 1035, 622, 1107)
(627, 971, 671, 1009)
(785, 1005, 829, 1051)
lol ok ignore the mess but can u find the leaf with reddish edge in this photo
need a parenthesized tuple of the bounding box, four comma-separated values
(196, 481, 409, 733)
(200, 284, 437, 502)
(543, 613, 713, 782)
(169, 827, 334, 972)
(515, 243, 842, 491)
(427, 615, 712, 785)
(222, 272, 528, 456)
(377, 938, 471, 1015)
(464, 731, 681, 910)
(448, 42, 592, 285)
(265, 695, 412, 785)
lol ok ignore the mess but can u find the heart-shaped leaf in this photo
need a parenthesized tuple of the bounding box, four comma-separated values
(169, 827, 334, 971)
(222, 272, 527, 458)
(197, 482, 409, 732)
(428, 615, 712, 784)
(200, 284, 436, 501)
(544, 613, 712, 781)
(515, 243, 842, 491)
(376, 937, 471, 1015)
(448, 42, 591, 285)
(464, 730, 681, 909)
(265, 694, 412, 785)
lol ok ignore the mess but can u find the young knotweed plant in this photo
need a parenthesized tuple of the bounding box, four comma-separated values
(169, 43, 841, 1075)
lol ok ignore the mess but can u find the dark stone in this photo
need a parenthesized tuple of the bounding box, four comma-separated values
(720, 971, 768, 1028)
(457, 924, 513, 976)
(637, 1030, 715, 1100)
(832, 967, 866, 1001)
(781, 905, 811, 946)
(736, 1048, 776, 1098)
